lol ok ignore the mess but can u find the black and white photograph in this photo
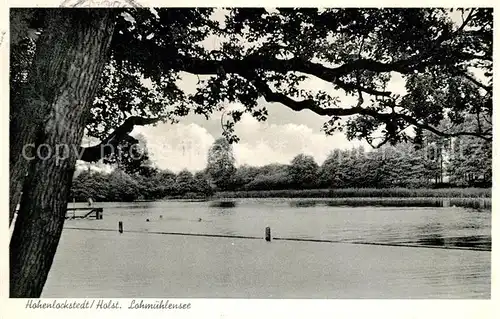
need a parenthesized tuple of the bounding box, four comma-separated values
(6, 4, 493, 304)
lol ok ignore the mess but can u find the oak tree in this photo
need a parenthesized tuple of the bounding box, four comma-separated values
(9, 7, 492, 297)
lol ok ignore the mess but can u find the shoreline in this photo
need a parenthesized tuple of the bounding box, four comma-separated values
(69, 187, 492, 203)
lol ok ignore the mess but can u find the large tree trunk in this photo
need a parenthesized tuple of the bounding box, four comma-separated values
(9, 9, 39, 221)
(10, 9, 115, 298)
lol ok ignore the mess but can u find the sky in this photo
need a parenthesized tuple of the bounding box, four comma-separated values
(77, 8, 470, 174)
(79, 99, 371, 174)
(131, 106, 366, 172)
(125, 67, 407, 172)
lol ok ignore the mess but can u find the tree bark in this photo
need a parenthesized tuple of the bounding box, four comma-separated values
(10, 9, 115, 298)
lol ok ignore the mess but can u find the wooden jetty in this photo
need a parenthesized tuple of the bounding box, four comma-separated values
(66, 207, 103, 220)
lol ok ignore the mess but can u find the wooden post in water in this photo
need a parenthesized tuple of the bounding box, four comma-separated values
(72, 198, 76, 218)
(265, 226, 271, 242)
(118, 221, 123, 234)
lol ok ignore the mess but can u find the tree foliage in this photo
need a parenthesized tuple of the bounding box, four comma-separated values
(206, 137, 236, 190)
(71, 168, 214, 201)
(101, 133, 157, 176)
(445, 116, 492, 186)
(12, 8, 493, 158)
(289, 154, 319, 188)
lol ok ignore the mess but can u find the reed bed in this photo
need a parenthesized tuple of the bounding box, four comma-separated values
(216, 188, 491, 199)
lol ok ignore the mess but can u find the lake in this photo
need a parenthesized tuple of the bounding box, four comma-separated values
(42, 199, 491, 298)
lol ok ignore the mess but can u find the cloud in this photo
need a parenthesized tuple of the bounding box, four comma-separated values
(133, 122, 215, 173)
(75, 160, 114, 176)
(232, 115, 365, 166)
(130, 113, 365, 172)
(78, 100, 368, 173)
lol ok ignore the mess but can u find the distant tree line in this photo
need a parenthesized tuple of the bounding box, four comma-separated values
(70, 169, 213, 202)
(70, 133, 491, 202)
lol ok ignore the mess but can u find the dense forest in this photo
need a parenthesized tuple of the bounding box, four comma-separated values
(70, 132, 492, 202)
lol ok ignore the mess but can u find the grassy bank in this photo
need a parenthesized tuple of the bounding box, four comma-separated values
(214, 188, 491, 199)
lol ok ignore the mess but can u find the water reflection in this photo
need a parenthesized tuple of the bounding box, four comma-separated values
(287, 198, 491, 209)
(417, 234, 446, 246)
(448, 236, 491, 250)
(209, 200, 237, 208)
(65, 199, 491, 251)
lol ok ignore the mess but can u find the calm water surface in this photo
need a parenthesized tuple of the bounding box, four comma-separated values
(43, 199, 491, 298)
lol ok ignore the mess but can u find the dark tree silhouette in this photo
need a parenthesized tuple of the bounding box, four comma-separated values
(9, 7, 492, 297)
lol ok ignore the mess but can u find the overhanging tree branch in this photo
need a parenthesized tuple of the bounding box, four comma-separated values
(174, 55, 404, 96)
(460, 72, 492, 93)
(162, 15, 491, 142)
(80, 116, 160, 162)
(174, 42, 482, 97)
(395, 113, 492, 141)
(245, 73, 364, 116)
(243, 74, 492, 142)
